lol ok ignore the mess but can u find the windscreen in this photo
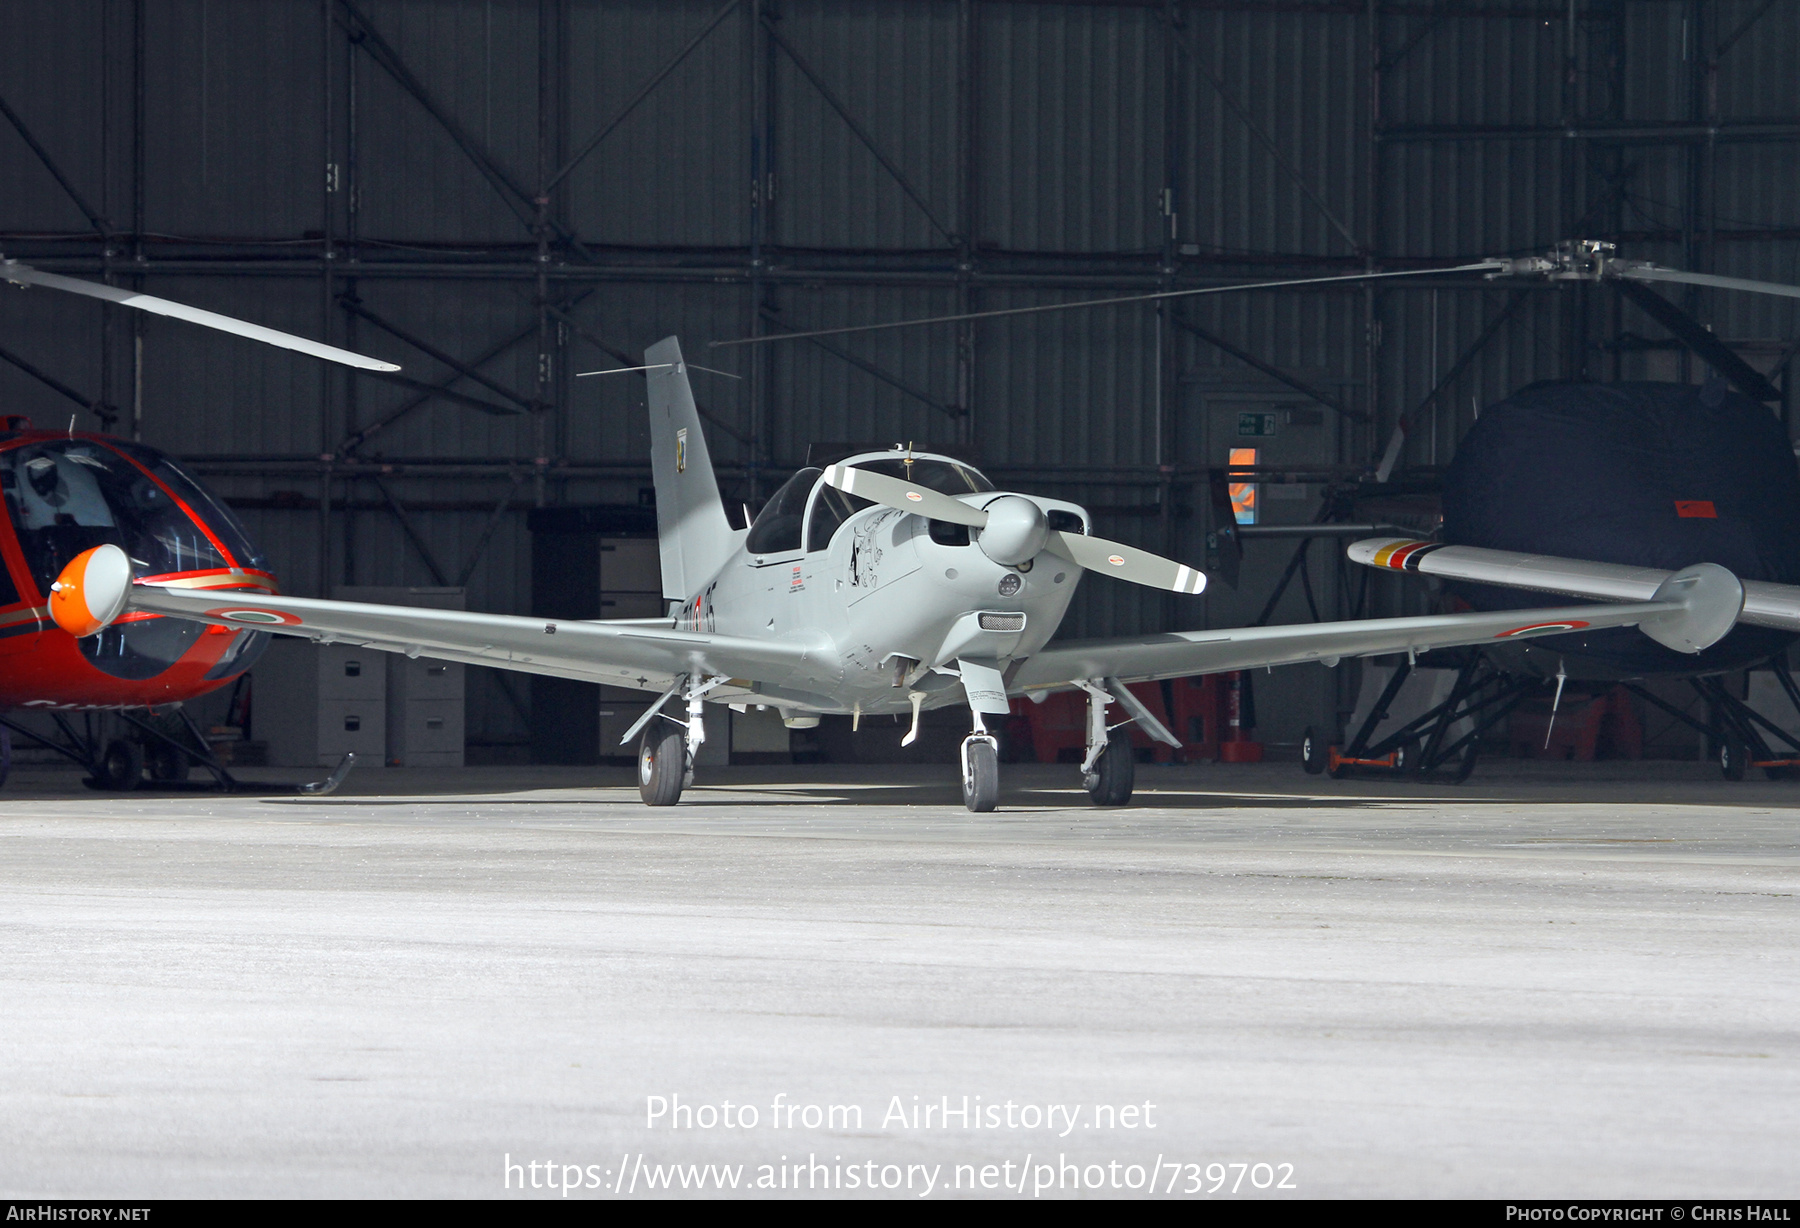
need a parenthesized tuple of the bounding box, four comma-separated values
(855, 457, 993, 495)
(746, 467, 822, 556)
(0, 439, 238, 595)
(0, 438, 265, 681)
(106, 441, 268, 571)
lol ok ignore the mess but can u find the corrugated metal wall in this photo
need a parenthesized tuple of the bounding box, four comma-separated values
(0, 0, 1795, 749)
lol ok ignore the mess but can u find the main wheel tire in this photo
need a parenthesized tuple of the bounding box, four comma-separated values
(1301, 726, 1327, 776)
(94, 738, 144, 791)
(1720, 740, 1750, 781)
(638, 725, 687, 806)
(147, 742, 192, 783)
(962, 737, 1000, 812)
(1393, 738, 1422, 775)
(1085, 730, 1136, 807)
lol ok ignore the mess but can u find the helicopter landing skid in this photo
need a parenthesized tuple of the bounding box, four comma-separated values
(0, 710, 357, 796)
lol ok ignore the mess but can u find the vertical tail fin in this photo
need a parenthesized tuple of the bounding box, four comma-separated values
(646, 337, 738, 601)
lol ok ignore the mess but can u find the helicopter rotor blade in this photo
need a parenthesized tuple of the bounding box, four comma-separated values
(713, 261, 1509, 350)
(1043, 530, 1208, 595)
(819, 463, 990, 527)
(1, 260, 402, 372)
(1616, 264, 1800, 302)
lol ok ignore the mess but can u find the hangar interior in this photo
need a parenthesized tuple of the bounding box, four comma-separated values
(2, 0, 1798, 765)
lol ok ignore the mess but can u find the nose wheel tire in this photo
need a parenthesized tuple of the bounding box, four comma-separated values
(638, 725, 688, 806)
(961, 737, 999, 812)
(1719, 740, 1749, 781)
(1084, 729, 1135, 807)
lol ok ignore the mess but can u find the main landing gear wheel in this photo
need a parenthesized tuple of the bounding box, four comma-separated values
(92, 738, 144, 792)
(638, 725, 687, 806)
(961, 737, 999, 812)
(1301, 726, 1327, 776)
(1719, 740, 1749, 782)
(147, 742, 192, 784)
(1084, 729, 1135, 807)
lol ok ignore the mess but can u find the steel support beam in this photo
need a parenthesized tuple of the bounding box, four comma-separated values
(0, 91, 111, 240)
(764, 19, 955, 243)
(337, 297, 537, 411)
(1174, 313, 1365, 422)
(546, 0, 741, 195)
(757, 309, 963, 420)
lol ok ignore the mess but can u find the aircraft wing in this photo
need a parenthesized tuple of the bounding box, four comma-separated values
(1011, 591, 1732, 692)
(1347, 537, 1800, 634)
(122, 582, 824, 693)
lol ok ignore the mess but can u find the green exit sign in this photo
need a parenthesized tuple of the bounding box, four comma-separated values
(1237, 411, 1279, 437)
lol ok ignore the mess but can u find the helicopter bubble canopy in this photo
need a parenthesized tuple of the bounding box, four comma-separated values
(0, 437, 267, 595)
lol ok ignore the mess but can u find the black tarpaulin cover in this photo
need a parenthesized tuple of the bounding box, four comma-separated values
(1441, 380, 1800, 676)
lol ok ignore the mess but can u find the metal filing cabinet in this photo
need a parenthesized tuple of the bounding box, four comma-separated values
(252, 639, 388, 767)
(335, 586, 467, 768)
(528, 505, 659, 764)
(594, 537, 711, 761)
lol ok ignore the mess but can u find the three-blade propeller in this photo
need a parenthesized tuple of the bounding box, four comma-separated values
(820, 463, 1207, 595)
(1, 259, 401, 372)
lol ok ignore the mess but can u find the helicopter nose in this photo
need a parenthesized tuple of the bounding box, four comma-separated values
(976, 495, 1048, 566)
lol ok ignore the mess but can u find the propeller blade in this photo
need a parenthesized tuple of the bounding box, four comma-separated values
(1, 261, 402, 372)
(1045, 530, 1207, 595)
(819, 462, 989, 527)
(1618, 264, 1800, 302)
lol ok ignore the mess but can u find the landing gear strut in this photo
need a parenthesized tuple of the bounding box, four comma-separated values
(632, 674, 725, 806)
(1074, 678, 1180, 807)
(956, 658, 1010, 812)
(1084, 729, 1135, 806)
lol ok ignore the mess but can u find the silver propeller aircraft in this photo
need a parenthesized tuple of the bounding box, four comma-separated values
(46, 338, 1751, 810)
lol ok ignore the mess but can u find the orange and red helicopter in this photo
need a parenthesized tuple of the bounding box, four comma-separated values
(0, 256, 396, 791)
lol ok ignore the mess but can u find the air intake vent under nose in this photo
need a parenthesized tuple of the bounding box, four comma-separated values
(977, 612, 1026, 632)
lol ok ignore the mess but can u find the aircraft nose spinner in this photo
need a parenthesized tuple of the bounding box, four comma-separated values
(977, 496, 1049, 566)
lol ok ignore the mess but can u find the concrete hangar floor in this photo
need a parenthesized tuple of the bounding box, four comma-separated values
(0, 758, 1794, 1200)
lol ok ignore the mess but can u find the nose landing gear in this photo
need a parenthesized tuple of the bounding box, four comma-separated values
(955, 658, 1011, 812)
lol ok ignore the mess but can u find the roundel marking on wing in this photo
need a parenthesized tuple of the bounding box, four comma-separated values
(1494, 620, 1590, 638)
(905, 491, 923, 502)
(207, 607, 303, 626)
(1107, 555, 1125, 567)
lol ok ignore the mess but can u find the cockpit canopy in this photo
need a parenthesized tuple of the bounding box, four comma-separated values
(0, 437, 266, 596)
(0, 435, 273, 681)
(744, 455, 994, 557)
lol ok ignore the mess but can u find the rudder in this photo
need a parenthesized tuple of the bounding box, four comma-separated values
(646, 336, 738, 601)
